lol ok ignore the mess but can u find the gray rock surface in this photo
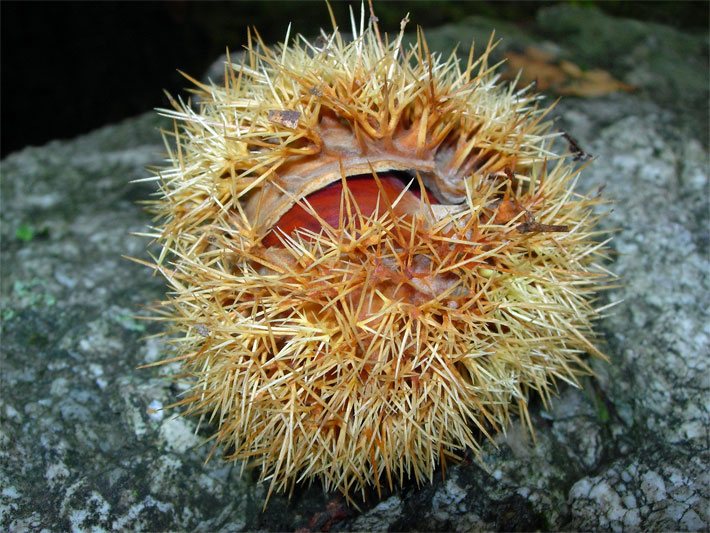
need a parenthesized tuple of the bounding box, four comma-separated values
(1, 5, 707, 531)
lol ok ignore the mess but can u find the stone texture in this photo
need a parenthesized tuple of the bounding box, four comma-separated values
(1, 5, 707, 532)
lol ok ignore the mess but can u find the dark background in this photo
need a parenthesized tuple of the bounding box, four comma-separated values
(1, 1, 706, 158)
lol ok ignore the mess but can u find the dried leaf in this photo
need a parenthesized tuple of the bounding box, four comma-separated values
(503, 46, 636, 97)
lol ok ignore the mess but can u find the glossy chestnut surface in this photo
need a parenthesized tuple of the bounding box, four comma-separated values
(263, 173, 438, 246)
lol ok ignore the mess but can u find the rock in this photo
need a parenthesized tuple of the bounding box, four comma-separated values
(569, 451, 709, 531)
(1, 6, 707, 532)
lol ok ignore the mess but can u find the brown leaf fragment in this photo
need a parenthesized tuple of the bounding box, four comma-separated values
(504, 49, 567, 91)
(557, 68, 636, 98)
(493, 199, 526, 225)
(503, 46, 636, 97)
(268, 109, 301, 128)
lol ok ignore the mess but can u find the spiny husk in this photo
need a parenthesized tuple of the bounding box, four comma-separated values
(144, 9, 612, 504)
